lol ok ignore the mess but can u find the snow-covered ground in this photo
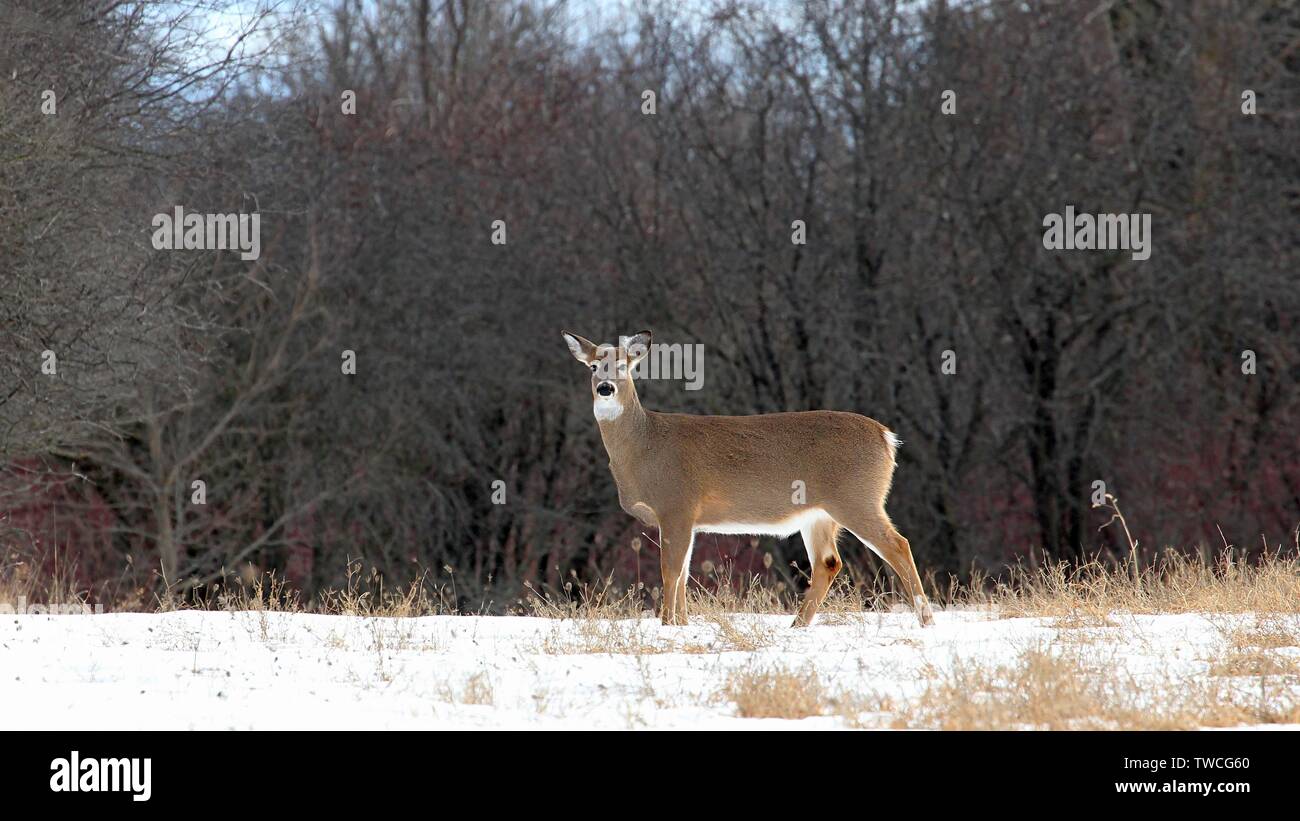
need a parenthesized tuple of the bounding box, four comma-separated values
(2, 608, 1297, 729)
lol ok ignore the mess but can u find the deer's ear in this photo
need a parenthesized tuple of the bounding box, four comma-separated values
(562, 331, 598, 365)
(620, 330, 652, 363)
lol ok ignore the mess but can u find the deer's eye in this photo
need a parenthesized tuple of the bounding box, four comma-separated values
(590, 364, 598, 372)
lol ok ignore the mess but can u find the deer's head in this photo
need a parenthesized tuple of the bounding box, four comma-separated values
(562, 330, 651, 421)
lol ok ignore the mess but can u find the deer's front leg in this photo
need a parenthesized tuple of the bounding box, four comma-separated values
(657, 520, 694, 626)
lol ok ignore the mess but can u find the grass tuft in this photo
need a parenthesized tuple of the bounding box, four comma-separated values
(723, 664, 826, 719)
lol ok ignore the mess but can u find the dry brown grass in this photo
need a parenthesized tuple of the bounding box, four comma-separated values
(1204, 614, 1300, 679)
(522, 573, 648, 620)
(896, 649, 1113, 729)
(0, 547, 101, 613)
(1222, 615, 1299, 649)
(538, 619, 711, 655)
(723, 664, 827, 719)
(533, 612, 781, 655)
(708, 613, 778, 652)
(454, 672, 494, 705)
(973, 550, 1300, 619)
(894, 643, 1300, 730)
(154, 561, 457, 617)
(5, 537, 1296, 625)
(523, 562, 877, 623)
(1050, 612, 1118, 630)
(313, 562, 454, 617)
(720, 663, 895, 724)
(685, 563, 794, 616)
(1207, 650, 1300, 677)
(520, 549, 1299, 625)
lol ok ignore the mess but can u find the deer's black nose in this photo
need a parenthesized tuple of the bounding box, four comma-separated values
(596, 382, 615, 397)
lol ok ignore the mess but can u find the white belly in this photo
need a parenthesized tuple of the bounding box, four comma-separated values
(693, 508, 830, 538)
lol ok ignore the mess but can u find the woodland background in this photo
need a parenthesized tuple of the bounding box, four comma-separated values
(1, 0, 1297, 609)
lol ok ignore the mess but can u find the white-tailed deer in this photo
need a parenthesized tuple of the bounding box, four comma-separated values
(563, 329, 934, 628)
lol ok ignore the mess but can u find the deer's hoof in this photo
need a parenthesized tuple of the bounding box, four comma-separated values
(917, 600, 936, 627)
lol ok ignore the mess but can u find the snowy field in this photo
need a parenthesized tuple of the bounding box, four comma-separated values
(3, 608, 1298, 729)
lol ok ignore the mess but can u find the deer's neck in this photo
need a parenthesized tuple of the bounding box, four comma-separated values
(596, 385, 650, 466)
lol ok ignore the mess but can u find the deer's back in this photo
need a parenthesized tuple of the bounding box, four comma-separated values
(642, 410, 897, 524)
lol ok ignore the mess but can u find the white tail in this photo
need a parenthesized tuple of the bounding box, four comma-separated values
(563, 329, 934, 628)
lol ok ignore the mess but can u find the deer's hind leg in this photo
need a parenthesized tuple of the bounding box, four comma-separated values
(831, 506, 934, 627)
(793, 514, 842, 627)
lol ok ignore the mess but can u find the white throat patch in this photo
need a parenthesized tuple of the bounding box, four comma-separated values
(593, 397, 623, 421)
